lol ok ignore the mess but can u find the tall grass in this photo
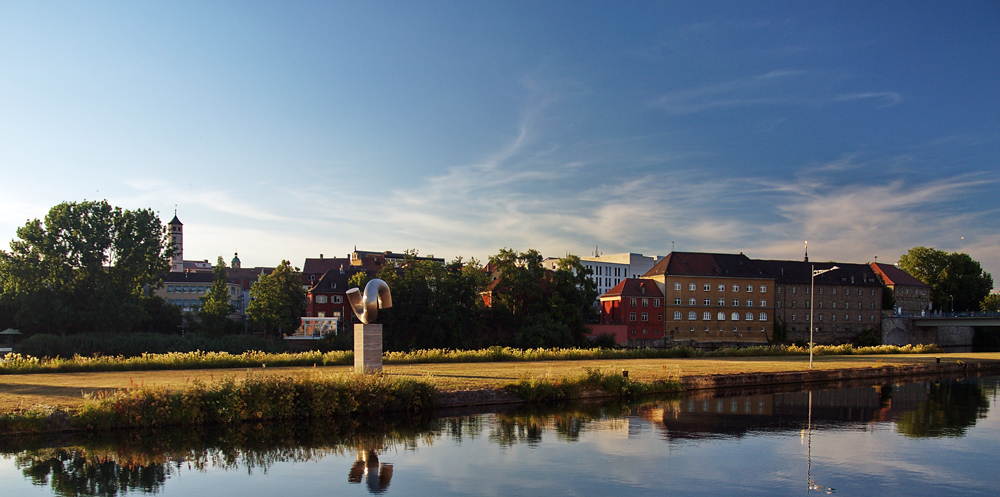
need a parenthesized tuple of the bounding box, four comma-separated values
(1, 343, 943, 376)
(1, 372, 436, 433)
(504, 368, 681, 404)
(16, 333, 287, 358)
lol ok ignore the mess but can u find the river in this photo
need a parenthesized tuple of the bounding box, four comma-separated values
(2, 374, 997, 496)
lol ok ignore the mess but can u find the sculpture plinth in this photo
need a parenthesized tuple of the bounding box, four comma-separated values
(354, 323, 383, 373)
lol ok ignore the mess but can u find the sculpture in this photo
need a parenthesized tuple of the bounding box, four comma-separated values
(346, 279, 393, 324)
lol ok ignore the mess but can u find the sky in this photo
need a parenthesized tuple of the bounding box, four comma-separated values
(1, 1, 998, 286)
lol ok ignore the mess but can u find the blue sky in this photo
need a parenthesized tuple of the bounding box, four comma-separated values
(2, 1, 997, 285)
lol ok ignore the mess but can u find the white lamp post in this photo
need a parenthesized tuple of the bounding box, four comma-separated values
(810, 264, 839, 368)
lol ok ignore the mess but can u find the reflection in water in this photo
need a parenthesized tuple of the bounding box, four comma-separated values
(3, 376, 995, 496)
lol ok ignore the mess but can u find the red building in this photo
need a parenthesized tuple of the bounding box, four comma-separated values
(596, 279, 664, 346)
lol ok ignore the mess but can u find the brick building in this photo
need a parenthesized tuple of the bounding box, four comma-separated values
(870, 262, 931, 314)
(597, 278, 664, 347)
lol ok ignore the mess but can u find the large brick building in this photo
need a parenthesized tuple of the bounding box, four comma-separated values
(870, 262, 931, 314)
(594, 251, 887, 347)
(597, 278, 664, 347)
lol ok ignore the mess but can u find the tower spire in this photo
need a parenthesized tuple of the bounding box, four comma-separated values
(804, 240, 809, 263)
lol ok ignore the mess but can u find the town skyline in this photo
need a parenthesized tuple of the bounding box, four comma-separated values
(2, 2, 997, 285)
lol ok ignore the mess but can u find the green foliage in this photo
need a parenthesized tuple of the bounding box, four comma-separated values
(348, 271, 370, 292)
(247, 260, 306, 337)
(980, 294, 1000, 312)
(855, 328, 881, 347)
(898, 247, 993, 312)
(376, 256, 489, 350)
(0, 200, 173, 334)
(515, 313, 573, 349)
(882, 282, 896, 310)
(199, 256, 236, 335)
(13, 332, 287, 359)
(62, 372, 436, 431)
(505, 368, 679, 404)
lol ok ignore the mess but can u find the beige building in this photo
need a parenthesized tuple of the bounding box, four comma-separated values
(870, 262, 931, 314)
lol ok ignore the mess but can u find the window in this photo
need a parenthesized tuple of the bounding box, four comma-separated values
(777, 287, 782, 294)
(857, 314, 862, 322)
(718, 312, 726, 320)
(731, 312, 740, 321)
(792, 301, 796, 308)
(653, 299, 660, 307)
(746, 312, 754, 321)
(718, 298, 725, 306)
(718, 284, 726, 291)
(316, 295, 327, 304)
(870, 315, 875, 322)
(746, 284, 753, 292)
(832, 288, 837, 295)
(333, 296, 342, 304)
(791, 314, 796, 321)
(733, 284, 739, 292)
(704, 284, 712, 291)
(760, 285, 767, 293)
(642, 298, 649, 307)
(819, 314, 824, 322)
(819, 287, 824, 295)
(704, 298, 711, 305)
(630, 298, 637, 306)
(760, 312, 767, 321)
(760, 300, 767, 307)
(689, 283, 696, 291)
(675, 298, 682, 305)
(642, 329, 648, 335)
(167, 285, 174, 293)
(198, 286, 205, 293)
(674, 283, 682, 291)
(818, 301, 823, 309)
(688, 298, 696, 305)
(746, 300, 753, 307)
(703, 311, 711, 320)
(673, 311, 682, 320)
(629, 312, 636, 322)
(183, 285, 190, 293)
(732, 299, 739, 306)
(642, 313, 648, 322)
(844, 313, 850, 321)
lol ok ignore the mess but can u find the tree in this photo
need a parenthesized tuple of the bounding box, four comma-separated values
(898, 247, 993, 312)
(981, 294, 1000, 313)
(547, 255, 599, 343)
(348, 271, 370, 292)
(200, 256, 236, 335)
(247, 260, 306, 337)
(0, 200, 173, 334)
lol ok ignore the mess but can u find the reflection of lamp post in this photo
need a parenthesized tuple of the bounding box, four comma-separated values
(950, 294, 954, 313)
(810, 265, 839, 368)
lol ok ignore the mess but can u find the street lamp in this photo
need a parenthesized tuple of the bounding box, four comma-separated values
(810, 264, 839, 368)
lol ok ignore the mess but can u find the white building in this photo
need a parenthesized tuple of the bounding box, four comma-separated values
(542, 252, 663, 303)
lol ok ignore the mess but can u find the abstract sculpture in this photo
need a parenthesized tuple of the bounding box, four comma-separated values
(346, 279, 393, 324)
(347, 279, 392, 373)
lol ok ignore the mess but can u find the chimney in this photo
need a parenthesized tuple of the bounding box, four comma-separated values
(320, 254, 324, 259)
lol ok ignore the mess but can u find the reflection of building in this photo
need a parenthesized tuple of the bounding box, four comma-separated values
(870, 262, 931, 314)
(641, 382, 930, 440)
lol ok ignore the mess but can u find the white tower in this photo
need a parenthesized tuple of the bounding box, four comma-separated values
(169, 212, 183, 272)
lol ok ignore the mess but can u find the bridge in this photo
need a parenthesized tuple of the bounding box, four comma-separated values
(883, 312, 1000, 348)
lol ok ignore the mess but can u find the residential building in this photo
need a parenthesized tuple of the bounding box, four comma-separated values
(596, 278, 664, 347)
(870, 262, 931, 314)
(642, 252, 775, 345)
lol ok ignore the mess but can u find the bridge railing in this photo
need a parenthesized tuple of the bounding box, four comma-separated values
(894, 311, 1000, 319)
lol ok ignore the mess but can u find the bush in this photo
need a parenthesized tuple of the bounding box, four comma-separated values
(15, 333, 287, 358)
(856, 328, 880, 347)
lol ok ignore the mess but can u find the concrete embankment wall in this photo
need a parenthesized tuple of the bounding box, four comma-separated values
(882, 317, 974, 347)
(679, 360, 1000, 391)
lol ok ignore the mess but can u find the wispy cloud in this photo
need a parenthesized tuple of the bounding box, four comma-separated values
(653, 71, 903, 114)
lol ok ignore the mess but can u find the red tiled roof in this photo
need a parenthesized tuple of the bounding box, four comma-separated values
(871, 263, 930, 288)
(600, 278, 663, 299)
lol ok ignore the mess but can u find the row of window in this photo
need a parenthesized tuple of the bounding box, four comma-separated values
(789, 314, 876, 322)
(784, 301, 875, 310)
(628, 312, 661, 322)
(588, 265, 628, 278)
(674, 283, 768, 293)
(314, 295, 344, 304)
(673, 311, 769, 321)
(628, 298, 661, 307)
(167, 285, 206, 294)
(783, 286, 876, 296)
(673, 298, 768, 307)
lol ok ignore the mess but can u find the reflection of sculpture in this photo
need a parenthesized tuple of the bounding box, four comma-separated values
(347, 279, 393, 324)
(348, 449, 393, 494)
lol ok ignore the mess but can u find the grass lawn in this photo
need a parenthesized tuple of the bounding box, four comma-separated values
(2, 352, 998, 412)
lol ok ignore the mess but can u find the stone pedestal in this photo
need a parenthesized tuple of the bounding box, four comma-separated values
(354, 324, 383, 373)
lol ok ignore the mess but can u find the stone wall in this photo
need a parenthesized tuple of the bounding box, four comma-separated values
(881, 317, 973, 347)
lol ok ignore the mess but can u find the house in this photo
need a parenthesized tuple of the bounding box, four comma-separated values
(870, 262, 931, 314)
(594, 278, 665, 347)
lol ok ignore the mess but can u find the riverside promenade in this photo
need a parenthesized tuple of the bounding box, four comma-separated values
(3, 352, 1000, 412)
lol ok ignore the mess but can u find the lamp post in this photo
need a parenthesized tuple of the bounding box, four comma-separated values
(810, 264, 839, 368)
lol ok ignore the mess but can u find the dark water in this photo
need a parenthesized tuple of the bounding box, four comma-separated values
(3, 375, 998, 496)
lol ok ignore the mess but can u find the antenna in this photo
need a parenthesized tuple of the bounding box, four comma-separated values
(671, 241, 675, 252)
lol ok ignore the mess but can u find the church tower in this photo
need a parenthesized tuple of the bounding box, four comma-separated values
(231, 251, 242, 269)
(169, 212, 183, 272)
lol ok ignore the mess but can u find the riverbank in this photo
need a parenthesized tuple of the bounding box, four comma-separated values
(4, 352, 1000, 412)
